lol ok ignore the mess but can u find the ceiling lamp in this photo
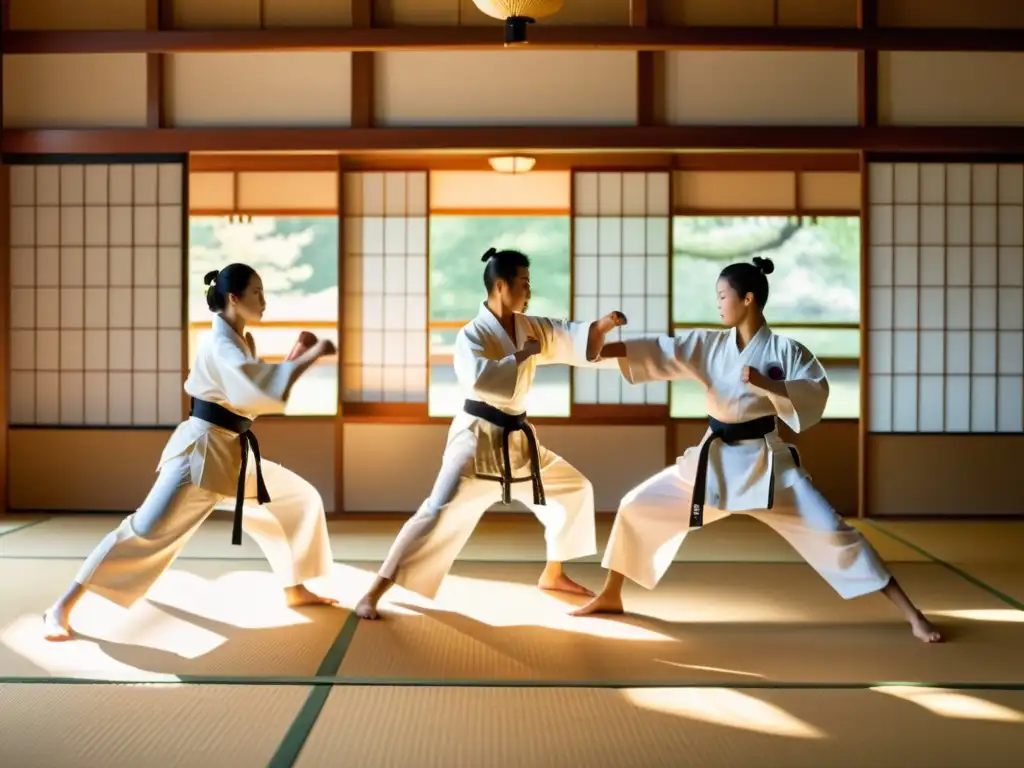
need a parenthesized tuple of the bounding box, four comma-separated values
(471, 1, 565, 46)
(488, 155, 536, 174)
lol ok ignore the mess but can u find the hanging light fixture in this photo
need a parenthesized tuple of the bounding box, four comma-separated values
(471, 1, 565, 46)
(488, 155, 537, 174)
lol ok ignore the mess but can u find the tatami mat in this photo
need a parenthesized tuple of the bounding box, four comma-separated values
(0, 513, 922, 564)
(946, 564, 1024, 608)
(876, 520, 1024, 565)
(0, 683, 309, 768)
(300, 685, 1024, 768)
(0, 517, 45, 537)
(0, 558, 355, 681)
(1, 515, 1022, 767)
(338, 561, 1024, 685)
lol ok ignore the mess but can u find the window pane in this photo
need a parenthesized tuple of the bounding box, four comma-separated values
(784, 327, 860, 359)
(673, 216, 861, 325)
(188, 216, 339, 416)
(428, 216, 570, 418)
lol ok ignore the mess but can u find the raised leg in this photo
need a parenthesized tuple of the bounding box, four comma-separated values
(43, 456, 221, 641)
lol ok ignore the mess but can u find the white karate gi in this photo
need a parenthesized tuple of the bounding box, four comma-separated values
(603, 324, 891, 600)
(73, 314, 334, 608)
(379, 303, 604, 599)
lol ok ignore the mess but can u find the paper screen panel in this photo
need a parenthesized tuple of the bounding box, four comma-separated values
(867, 162, 1024, 434)
(573, 171, 671, 407)
(8, 161, 186, 427)
(342, 172, 428, 404)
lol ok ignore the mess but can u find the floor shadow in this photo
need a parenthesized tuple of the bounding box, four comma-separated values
(68, 599, 349, 679)
(357, 599, 1024, 685)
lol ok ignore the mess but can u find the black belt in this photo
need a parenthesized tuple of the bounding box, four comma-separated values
(190, 398, 270, 546)
(689, 415, 800, 529)
(463, 399, 545, 506)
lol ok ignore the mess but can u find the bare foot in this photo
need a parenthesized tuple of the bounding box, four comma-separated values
(354, 596, 380, 620)
(538, 572, 595, 597)
(911, 612, 942, 643)
(285, 585, 339, 609)
(570, 592, 624, 617)
(42, 609, 74, 642)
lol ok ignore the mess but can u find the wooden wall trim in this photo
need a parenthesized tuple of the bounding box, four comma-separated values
(857, 150, 869, 518)
(0, 164, 8, 515)
(335, 167, 347, 516)
(350, 0, 374, 130)
(857, 0, 879, 128)
(189, 154, 341, 172)
(855, 1, 876, 518)
(1, 2, 8, 515)
(6, 126, 1024, 156)
(335, 153, 858, 172)
(5, 26, 1024, 54)
(145, 1, 166, 130)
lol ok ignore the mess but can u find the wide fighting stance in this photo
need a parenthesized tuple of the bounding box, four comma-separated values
(574, 257, 942, 644)
(355, 248, 625, 619)
(43, 264, 339, 641)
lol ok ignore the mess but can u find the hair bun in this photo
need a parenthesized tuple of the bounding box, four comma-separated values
(481, 247, 498, 263)
(203, 270, 220, 286)
(753, 257, 775, 276)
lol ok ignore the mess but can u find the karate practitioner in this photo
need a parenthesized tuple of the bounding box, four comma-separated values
(355, 247, 625, 619)
(43, 264, 339, 641)
(572, 257, 942, 643)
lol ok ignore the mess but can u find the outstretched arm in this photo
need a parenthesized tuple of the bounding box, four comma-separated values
(533, 311, 628, 367)
(607, 330, 710, 385)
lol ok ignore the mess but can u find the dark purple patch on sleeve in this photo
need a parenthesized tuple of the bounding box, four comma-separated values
(767, 364, 785, 381)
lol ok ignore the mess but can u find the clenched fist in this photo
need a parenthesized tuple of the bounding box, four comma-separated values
(286, 331, 319, 362)
(521, 336, 542, 358)
(597, 310, 628, 334)
(741, 366, 769, 389)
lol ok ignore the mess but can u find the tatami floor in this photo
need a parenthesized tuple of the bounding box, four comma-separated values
(2, 513, 1024, 767)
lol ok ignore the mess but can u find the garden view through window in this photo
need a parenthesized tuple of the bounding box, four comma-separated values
(187, 216, 340, 416)
(671, 216, 861, 419)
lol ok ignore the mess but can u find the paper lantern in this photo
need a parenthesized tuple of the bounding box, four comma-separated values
(471, 1, 565, 45)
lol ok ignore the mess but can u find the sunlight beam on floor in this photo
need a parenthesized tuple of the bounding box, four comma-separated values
(621, 688, 826, 738)
(872, 686, 1024, 723)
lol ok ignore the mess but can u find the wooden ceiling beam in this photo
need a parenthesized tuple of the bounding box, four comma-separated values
(4, 26, 1024, 54)
(4, 125, 1023, 156)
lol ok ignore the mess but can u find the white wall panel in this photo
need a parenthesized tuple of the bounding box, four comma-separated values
(375, 52, 637, 127)
(665, 51, 859, 126)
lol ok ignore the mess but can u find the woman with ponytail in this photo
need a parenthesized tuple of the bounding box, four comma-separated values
(574, 256, 942, 644)
(354, 247, 627, 619)
(43, 263, 339, 641)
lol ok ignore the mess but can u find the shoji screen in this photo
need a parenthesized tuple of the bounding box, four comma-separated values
(8, 159, 187, 426)
(341, 171, 429, 404)
(572, 171, 671, 406)
(867, 162, 1024, 434)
